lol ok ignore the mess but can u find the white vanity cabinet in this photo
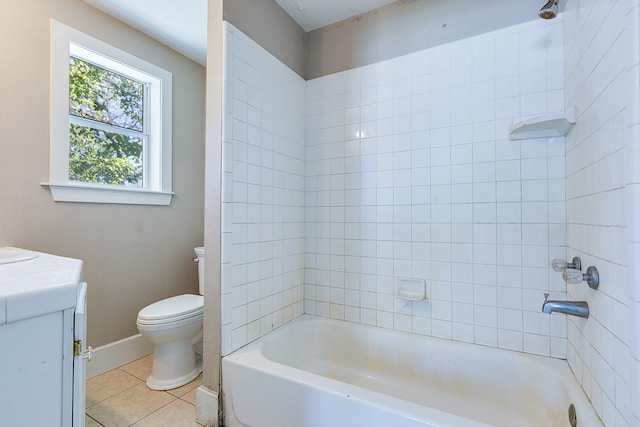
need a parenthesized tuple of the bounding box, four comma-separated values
(0, 248, 87, 427)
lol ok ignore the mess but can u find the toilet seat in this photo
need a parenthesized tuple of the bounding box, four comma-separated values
(137, 294, 203, 325)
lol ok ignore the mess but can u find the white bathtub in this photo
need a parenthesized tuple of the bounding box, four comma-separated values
(222, 315, 602, 427)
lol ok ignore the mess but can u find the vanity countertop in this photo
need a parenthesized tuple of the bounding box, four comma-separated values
(0, 247, 83, 324)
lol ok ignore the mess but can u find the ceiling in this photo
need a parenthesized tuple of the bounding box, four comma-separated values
(274, 0, 396, 32)
(83, 0, 396, 66)
(84, 0, 208, 65)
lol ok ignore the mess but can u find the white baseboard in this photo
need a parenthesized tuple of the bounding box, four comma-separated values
(87, 334, 154, 379)
(196, 386, 219, 427)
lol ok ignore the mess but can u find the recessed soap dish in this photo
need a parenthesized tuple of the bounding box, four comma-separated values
(397, 278, 427, 301)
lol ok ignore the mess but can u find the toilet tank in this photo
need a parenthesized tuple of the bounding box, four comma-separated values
(194, 247, 205, 295)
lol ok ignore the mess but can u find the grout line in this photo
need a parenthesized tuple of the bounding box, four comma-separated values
(86, 363, 200, 426)
(85, 370, 145, 409)
(86, 413, 105, 426)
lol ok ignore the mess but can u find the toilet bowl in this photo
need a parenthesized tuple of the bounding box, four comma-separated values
(136, 247, 205, 390)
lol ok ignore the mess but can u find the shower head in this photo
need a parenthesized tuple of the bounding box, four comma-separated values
(538, 0, 559, 19)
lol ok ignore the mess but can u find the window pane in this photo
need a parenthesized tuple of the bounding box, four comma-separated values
(69, 123, 143, 186)
(69, 57, 144, 132)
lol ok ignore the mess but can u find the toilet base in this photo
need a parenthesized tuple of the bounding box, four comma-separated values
(146, 339, 203, 390)
(147, 362, 202, 390)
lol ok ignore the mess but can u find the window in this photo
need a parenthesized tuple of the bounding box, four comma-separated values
(46, 20, 173, 205)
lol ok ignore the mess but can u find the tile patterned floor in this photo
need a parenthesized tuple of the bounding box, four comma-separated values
(85, 355, 202, 427)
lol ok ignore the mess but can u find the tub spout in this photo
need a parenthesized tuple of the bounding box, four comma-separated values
(542, 293, 589, 318)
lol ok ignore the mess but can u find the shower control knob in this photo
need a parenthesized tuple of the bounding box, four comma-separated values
(563, 268, 584, 284)
(552, 259, 569, 271)
(562, 267, 600, 289)
(552, 257, 582, 272)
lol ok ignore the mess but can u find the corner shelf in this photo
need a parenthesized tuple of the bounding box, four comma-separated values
(509, 108, 576, 141)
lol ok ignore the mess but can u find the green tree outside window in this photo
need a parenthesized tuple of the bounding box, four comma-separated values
(68, 57, 145, 186)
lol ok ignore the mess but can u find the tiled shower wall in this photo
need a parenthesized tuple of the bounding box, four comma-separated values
(304, 18, 568, 357)
(219, 6, 639, 423)
(563, 0, 637, 425)
(220, 18, 569, 359)
(220, 23, 306, 355)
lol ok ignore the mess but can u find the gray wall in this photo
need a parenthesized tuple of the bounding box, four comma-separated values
(221, 0, 552, 80)
(306, 0, 549, 79)
(0, 0, 206, 348)
(223, 0, 306, 77)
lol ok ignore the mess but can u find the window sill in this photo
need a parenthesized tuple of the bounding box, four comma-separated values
(41, 182, 174, 206)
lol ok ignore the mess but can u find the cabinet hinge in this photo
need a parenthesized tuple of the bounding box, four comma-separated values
(74, 340, 93, 361)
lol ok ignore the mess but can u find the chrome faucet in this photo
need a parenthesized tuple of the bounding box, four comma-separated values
(541, 293, 589, 319)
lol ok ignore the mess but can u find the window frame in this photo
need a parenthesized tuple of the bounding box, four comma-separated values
(45, 20, 173, 205)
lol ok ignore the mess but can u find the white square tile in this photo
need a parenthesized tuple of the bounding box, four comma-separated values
(431, 319, 452, 339)
(524, 311, 550, 335)
(522, 180, 548, 201)
(520, 70, 547, 95)
(451, 125, 472, 146)
(474, 224, 496, 243)
(473, 162, 496, 183)
(451, 184, 472, 203)
(474, 284, 497, 306)
(497, 202, 521, 223)
(472, 81, 495, 103)
(520, 92, 547, 117)
(521, 158, 548, 180)
(474, 263, 497, 285)
(450, 65, 472, 87)
(473, 183, 496, 203)
(497, 224, 521, 244)
(524, 333, 550, 356)
(496, 98, 521, 122)
(451, 300, 473, 324)
(522, 202, 548, 223)
(497, 244, 522, 267)
(522, 223, 549, 245)
(453, 322, 475, 343)
(451, 164, 473, 183)
(473, 61, 496, 83)
(473, 203, 496, 223)
(472, 124, 496, 146)
(496, 265, 521, 287)
(498, 329, 523, 351)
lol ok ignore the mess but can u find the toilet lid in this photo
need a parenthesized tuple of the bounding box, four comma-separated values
(138, 294, 204, 323)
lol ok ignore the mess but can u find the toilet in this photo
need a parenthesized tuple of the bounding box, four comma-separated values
(136, 247, 205, 390)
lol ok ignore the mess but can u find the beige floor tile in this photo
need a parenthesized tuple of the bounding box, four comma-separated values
(86, 369, 142, 407)
(132, 399, 199, 427)
(119, 355, 154, 382)
(167, 373, 203, 398)
(85, 415, 103, 427)
(180, 388, 197, 406)
(86, 382, 176, 427)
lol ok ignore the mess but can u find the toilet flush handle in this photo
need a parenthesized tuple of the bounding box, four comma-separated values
(192, 257, 199, 263)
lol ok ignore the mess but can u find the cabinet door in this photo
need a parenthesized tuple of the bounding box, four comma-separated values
(73, 282, 88, 427)
(0, 313, 64, 426)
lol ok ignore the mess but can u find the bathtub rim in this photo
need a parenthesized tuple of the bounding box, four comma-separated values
(222, 314, 603, 427)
